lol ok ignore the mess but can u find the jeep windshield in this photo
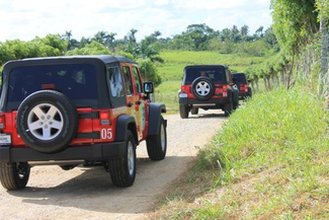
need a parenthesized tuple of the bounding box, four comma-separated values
(7, 64, 98, 103)
(184, 66, 226, 84)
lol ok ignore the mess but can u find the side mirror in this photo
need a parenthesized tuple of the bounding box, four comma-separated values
(143, 82, 154, 94)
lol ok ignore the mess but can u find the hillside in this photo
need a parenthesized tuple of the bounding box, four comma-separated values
(152, 87, 329, 219)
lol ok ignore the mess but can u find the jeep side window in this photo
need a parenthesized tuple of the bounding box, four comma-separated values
(122, 66, 134, 95)
(107, 66, 126, 107)
(107, 66, 124, 98)
(132, 66, 142, 93)
(226, 69, 231, 84)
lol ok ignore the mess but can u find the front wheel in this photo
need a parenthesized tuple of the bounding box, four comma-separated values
(109, 131, 136, 187)
(0, 162, 30, 190)
(146, 117, 167, 161)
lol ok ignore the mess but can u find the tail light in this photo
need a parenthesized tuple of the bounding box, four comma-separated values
(99, 111, 111, 125)
(0, 113, 5, 129)
(222, 85, 228, 97)
(179, 85, 190, 98)
(240, 84, 248, 92)
(215, 85, 228, 97)
(181, 85, 190, 93)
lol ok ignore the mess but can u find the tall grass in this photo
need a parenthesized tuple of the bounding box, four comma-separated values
(159, 87, 329, 219)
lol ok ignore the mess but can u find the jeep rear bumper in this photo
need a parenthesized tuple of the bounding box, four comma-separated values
(179, 97, 229, 108)
(0, 142, 126, 163)
(238, 93, 249, 99)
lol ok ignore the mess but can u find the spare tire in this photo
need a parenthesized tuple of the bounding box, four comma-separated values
(16, 90, 78, 153)
(191, 77, 214, 101)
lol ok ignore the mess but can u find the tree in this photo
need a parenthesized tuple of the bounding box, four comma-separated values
(316, 0, 329, 97)
(230, 25, 241, 43)
(139, 31, 163, 62)
(220, 28, 231, 42)
(271, 0, 318, 88)
(107, 32, 117, 51)
(92, 31, 117, 51)
(35, 34, 67, 56)
(62, 30, 73, 50)
(0, 40, 28, 65)
(263, 27, 278, 48)
(66, 41, 110, 55)
(240, 25, 249, 41)
(185, 24, 216, 50)
(124, 29, 139, 56)
(137, 59, 162, 87)
(255, 26, 264, 38)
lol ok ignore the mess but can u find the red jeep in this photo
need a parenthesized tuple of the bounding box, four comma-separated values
(232, 73, 252, 100)
(0, 55, 167, 190)
(178, 65, 239, 118)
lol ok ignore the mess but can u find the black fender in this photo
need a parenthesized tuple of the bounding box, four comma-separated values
(227, 88, 233, 101)
(115, 115, 138, 144)
(148, 103, 167, 136)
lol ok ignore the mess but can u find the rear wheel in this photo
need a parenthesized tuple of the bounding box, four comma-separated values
(224, 98, 234, 117)
(248, 87, 253, 98)
(179, 105, 189, 119)
(233, 96, 239, 110)
(146, 117, 167, 161)
(191, 107, 199, 115)
(0, 162, 30, 190)
(109, 131, 136, 187)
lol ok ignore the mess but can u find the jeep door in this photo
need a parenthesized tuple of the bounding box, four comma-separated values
(131, 65, 147, 140)
(121, 65, 146, 140)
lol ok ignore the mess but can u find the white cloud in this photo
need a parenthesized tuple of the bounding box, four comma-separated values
(0, 0, 272, 41)
(174, 0, 252, 10)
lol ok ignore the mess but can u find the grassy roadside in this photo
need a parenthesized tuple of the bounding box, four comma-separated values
(152, 87, 329, 219)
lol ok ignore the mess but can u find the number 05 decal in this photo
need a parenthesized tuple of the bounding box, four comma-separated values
(101, 128, 113, 140)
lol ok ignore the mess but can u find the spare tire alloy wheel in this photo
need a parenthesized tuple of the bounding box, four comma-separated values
(196, 81, 211, 97)
(17, 90, 78, 154)
(28, 103, 64, 141)
(192, 77, 214, 100)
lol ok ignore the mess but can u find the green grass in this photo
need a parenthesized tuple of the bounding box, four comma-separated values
(155, 50, 266, 112)
(156, 87, 329, 219)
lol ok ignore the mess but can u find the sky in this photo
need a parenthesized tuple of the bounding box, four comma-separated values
(0, 0, 272, 42)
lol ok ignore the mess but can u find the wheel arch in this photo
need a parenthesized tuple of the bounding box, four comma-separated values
(148, 103, 166, 136)
(115, 114, 138, 144)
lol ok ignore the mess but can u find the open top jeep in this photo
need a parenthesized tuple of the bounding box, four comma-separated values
(178, 65, 239, 118)
(0, 55, 167, 190)
(232, 72, 252, 100)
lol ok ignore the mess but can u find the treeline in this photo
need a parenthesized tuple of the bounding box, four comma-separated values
(249, 0, 329, 97)
(0, 31, 164, 86)
(0, 23, 276, 86)
(61, 24, 277, 57)
(166, 24, 277, 56)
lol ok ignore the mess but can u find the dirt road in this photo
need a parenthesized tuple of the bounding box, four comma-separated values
(0, 110, 226, 220)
